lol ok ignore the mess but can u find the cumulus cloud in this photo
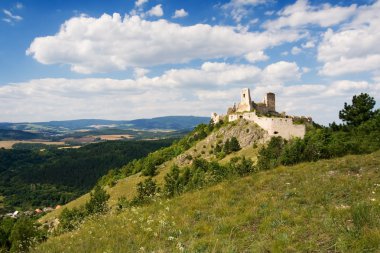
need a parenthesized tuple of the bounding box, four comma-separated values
(318, 1, 380, 76)
(172, 9, 188, 19)
(263, 0, 356, 30)
(135, 0, 148, 7)
(1, 62, 376, 124)
(26, 13, 303, 74)
(0, 61, 305, 122)
(245, 51, 269, 63)
(147, 4, 163, 17)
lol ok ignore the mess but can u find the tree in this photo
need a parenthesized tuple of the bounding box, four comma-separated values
(134, 177, 159, 203)
(339, 93, 376, 126)
(9, 217, 38, 253)
(164, 165, 181, 197)
(229, 137, 241, 152)
(85, 185, 110, 215)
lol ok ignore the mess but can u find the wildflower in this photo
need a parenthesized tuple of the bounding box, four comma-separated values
(177, 242, 185, 252)
(168, 236, 175, 241)
(370, 198, 376, 202)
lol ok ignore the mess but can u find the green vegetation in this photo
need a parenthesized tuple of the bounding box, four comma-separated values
(257, 107, 380, 170)
(0, 217, 45, 253)
(0, 130, 40, 141)
(9, 93, 380, 252)
(339, 92, 376, 127)
(0, 139, 173, 211)
(33, 151, 380, 252)
(57, 185, 110, 233)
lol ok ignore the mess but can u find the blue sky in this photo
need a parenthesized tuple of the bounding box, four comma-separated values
(0, 0, 379, 124)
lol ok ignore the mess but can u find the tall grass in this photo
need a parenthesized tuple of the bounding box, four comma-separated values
(34, 151, 380, 252)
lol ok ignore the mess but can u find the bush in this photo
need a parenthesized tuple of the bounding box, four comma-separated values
(9, 217, 41, 253)
(228, 156, 255, 176)
(59, 207, 86, 232)
(257, 137, 286, 170)
(131, 178, 160, 205)
(85, 185, 110, 215)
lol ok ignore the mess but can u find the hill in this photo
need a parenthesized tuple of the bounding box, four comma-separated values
(0, 129, 41, 140)
(1, 116, 210, 132)
(34, 151, 380, 252)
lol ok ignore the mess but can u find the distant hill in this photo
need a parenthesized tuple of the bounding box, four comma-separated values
(0, 116, 210, 132)
(0, 129, 41, 141)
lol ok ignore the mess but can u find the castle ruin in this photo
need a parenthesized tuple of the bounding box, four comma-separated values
(212, 88, 311, 140)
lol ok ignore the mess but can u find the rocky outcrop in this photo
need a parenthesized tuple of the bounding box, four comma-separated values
(175, 120, 268, 166)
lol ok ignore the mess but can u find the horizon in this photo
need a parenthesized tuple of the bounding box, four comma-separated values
(1, 0, 379, 125)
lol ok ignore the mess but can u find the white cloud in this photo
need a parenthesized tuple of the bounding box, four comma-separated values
(222, 0, 268, 23)
(245, 51, 269, 63)
(0, 61, 304, 122)
(1, 61, 377, 125)
(147, 4, 163, 17)
(302, 40, 315, 48)
(27, 13, 303, 74)
(135, 0, 148, 7)
(263, 0, 356, 30)
(172, 9, 188, 19)
(261, 61, 301, 84)
(133, 68, 150, 79)
(2, 9, 22, 23)
(227, 0, 267, 7)
(291, 46, 301, 55)
(318, 1, 380, 76)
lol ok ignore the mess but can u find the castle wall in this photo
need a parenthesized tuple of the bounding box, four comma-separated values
(236, 88, 253, 112)
(229, 112, 305, 139)
(264, 93, 275, 112)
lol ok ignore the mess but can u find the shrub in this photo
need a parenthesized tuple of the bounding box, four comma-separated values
(131, 178, 160, 205)
(85, 185, 110, 215)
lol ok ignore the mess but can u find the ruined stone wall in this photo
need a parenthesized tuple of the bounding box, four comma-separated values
(229, 111, 305, 139)
(264, 93, 275, 112)
(236, 88, 253, 112)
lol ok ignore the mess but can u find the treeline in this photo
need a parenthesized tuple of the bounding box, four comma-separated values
(0, 139, 173, 211)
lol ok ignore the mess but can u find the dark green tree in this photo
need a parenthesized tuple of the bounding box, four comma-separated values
(134, 177, 159, 203)
(163, 165, 182, 198)
(223, 139, 231, 154)
(339, 93, 376, 126)
(229, 137, 241, 152)
(85, 185, 110, 215)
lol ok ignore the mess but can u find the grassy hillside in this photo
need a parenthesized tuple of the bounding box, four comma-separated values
(34, 151, 380, 252)
(39, 121, 264, 221)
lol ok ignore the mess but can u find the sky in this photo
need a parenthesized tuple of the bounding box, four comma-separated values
(0, 0, 379, 124)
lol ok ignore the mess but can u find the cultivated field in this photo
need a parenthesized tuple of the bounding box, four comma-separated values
(0, 140, 66, 149)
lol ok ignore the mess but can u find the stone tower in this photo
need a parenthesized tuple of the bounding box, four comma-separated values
(237, 88, 253, 112)
(264, 92, 275, 112)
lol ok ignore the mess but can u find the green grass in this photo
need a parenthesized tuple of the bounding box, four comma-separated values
(34, 151, 380, 252)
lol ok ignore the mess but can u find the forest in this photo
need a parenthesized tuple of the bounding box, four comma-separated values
(0, 139, 173, 212)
